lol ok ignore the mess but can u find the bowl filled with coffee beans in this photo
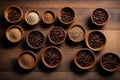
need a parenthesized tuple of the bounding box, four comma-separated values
(18, 51, 37, 70)
(48, 27, 66, 45)
(26, 31, 45, 49)
(91, 8, 109, 26)
(74, 48, 96, 70)
(58, 7, 75, 26)
(68, 24, 86, 43)
(42, 11, 55, 25)
(25, 9, 40, 26)
(6, 25, 24, 43)
(86, 30, 106, 51)
(4, 5, 23, 23)
(100, 53, 120, 72)
(41, 46, 62, 68)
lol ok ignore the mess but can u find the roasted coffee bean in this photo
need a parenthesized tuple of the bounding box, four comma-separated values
(50, 27, 65, 44)
(92, 9, 108, 24)
(44, 48, 61, 66)
(8, 9, 21, 21)
(88, 32, 105, 49)
(61, 11, 74, 23)
(76, 50, 94, 67)
(102, 53, 120, 70)
(28, 31, 44, 48)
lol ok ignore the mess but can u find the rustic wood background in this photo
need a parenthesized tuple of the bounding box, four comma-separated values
(0, 0, 120, 80)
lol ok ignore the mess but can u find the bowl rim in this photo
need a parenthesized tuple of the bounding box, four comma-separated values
(18, 50, 37, 70)
(100, 53, 120, 72)
(25, 9, 41, 25)
(4, 5, 23, 23)
(85, 30, 106, 51)
(68, 24, 86, 43)
(26, 30, 45, 49)
(42, 10, 56, 24)
(48, 27, 66, 45)
(41, 46, 63, 68)
(58, 7, 75, 25)
(91, 8, 109, 26)
(74, 48, 96, 70)
(6, 25, 24, 43)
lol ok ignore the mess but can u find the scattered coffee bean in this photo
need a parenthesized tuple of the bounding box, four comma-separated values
(92, 8, 108, 24)
(28, 31, 44, 49)
(49, 27, 65, 44)
(88, 31, 105, 49)
(8, 9, 21, 21)
(102, 53, 120, 70)
(44, 47, 61, 66)
(76, 50, 94, 67)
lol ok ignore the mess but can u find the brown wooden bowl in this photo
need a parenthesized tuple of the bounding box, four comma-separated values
(26, 30, 45, 49)
(18, 51, 37, 70)
(25, 9, 40, 26)
(4, 5, 23, 23)
(74, 48, 96, 70)
(6, 25, 24, 43)
(42, 10, 55, 24)
(48, 27, 66, 45)
(91, 8, 109, 26)
(58, 7, 75, 26)
(68, 24, 86, 43)
(41, 46, 63, 68)
(100, 53, 120, 72)
(85, 30, 106, 51)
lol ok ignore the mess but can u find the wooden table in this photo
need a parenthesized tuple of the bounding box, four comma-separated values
(0, 0, 120, 80)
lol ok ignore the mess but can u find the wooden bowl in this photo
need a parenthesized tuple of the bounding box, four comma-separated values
(18, 51, 37, 70)
(41, 46, 63, 68)
(6, 25, 24, 43)
(58, 7, 75, 26)
(48, 27, 66, 45)
(26, 31, 45, 49)
(42, 10, 55, 24)
(74, 48, 96, 70)
(85, 30, 106, 51)
(4, 5, 23, 23)
(91, 8, 109, 26)
(68, 24, 86, 43)
(25, 9, 40, 26)
(100, 53, 120, 72)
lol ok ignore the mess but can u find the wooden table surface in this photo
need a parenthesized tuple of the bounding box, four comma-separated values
(0, 0, 120, 80)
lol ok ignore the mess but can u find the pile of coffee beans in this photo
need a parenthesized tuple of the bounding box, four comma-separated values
(60, 9, 74, 23)
(88, 32, 105, 49)
(102, 53, 120, 70)
(92, 8, 108, 24)
(44, 48, 61, 66)
(28, 31, 44, 49)
(76, 50, 94, 67)
(49, 27, 65, 44)
(8, 9, 21, 21)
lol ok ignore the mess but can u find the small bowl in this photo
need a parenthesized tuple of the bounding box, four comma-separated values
(91, 8, 109, 26)
(48, 27, 66, 45)
(100, 53, 120, 72)
(68, 24, 86, 43)
(4, 5, 23, 23)
(18, 51, 37, 70)
(26, 31, 45, 49)
(25, 9, 40, 26)
(74, 48, 96, 70)
(41, 46, 62, 68)
(85, 30, 106, 51)
(58, 7, 75, 26)
(6, 25, 24, 43)
(42, 11, 55, 24)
